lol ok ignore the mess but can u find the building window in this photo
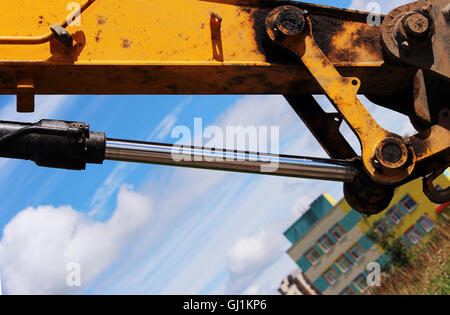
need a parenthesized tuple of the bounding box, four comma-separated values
(399, 194, 418, 212)
(405, 226, 423, 245)
(335, 255, 353, 273)
(329, 223, 346, 241)
(418, 215, 434, 232)
(304, 247, 321, 265)
(374, 218, 391, 235)
(352, 274, 368, 292)
(348, 243, 365, 261)
(386, 205, 405, 224)
(323, 267, 339, 285)
(339, 286, 355, 295)
(317, 235, 335, 252)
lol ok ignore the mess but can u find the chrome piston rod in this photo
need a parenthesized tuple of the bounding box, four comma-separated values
(105, 139, 357, 183)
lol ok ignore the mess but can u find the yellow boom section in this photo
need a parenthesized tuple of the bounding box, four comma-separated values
(0, 0, 411, 97)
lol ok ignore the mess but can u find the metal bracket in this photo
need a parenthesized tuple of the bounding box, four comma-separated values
(50, 24, 74, 48)
(266, 5, 414, 186)
(16, 78, 35, 113)
(265, 5, 450, 214)
(423, 166, 450, 204)
(381, 0, 450, 80)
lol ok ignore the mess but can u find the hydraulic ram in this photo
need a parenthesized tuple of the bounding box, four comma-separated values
(0, 119, 357, 183)
(105, 139, 357, 183)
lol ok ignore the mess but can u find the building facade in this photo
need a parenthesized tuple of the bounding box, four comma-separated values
(283, 174, 449, 295)
(278, 269, 319, 295)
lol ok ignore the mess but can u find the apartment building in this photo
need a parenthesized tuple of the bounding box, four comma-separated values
(278, 269, 319, 295)
(283, 173, 449, 295)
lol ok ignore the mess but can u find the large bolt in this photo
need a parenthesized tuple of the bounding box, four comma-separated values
(381, 143, 403, 163)
(266, 6, 306, 42)
(275, 7, 305, 36)
(404, 13, 431, 37)
(375, 138, 409, 170)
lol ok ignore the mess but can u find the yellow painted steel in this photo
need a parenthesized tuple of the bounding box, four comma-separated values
(0, 0, 264, 62)
(0, 0, 408, 97)
(0, 0, 95, 45)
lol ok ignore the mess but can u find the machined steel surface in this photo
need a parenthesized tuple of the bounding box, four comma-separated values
(105, 139, 357, 183)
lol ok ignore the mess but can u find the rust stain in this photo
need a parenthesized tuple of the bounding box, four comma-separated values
(38, 15, 45, 25)
(95, 30, 102, 42)
(97, 15, 107, 25)
(327, 22, 381, 62)
(249, 7, 299, 63)
(121, 38, 132, 48)
(247, 6, 382, 64)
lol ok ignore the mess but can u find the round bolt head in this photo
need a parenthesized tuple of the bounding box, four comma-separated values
(375, 137, 409, 170)
(404, 13, 430, 37)
(266, 6, 306, 42)
(381, 143, 403, 163)
(275, 7, 305, 36)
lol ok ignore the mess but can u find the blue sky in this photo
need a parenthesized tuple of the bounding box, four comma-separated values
(0, 0, 414, 294)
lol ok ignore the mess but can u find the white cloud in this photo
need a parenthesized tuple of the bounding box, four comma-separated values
(0, 185, 153, 294)
(214, 95, 299, 151)
(226, 225, 285, 294)
(148, 97, 191, 141)
(244, 285, 260, 295)
(88, 163, 132, 217)
(216, 95, 296, 128)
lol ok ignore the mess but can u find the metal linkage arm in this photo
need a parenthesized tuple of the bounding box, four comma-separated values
(264, 4, 449, 213)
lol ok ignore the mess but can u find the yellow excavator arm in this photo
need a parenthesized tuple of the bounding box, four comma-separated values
(0, 0, 448, 214)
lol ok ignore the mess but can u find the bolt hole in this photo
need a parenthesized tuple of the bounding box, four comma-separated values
(352, 80, 358, 86)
